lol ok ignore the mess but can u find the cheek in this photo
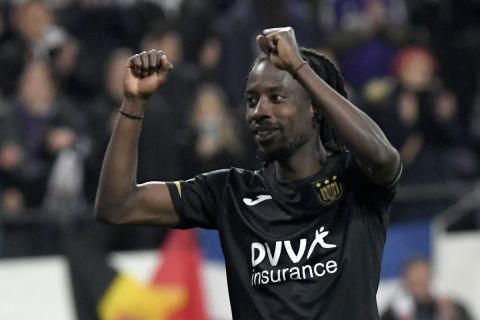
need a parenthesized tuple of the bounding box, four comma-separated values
(245, 109, 253, 124)
(286, 109, 314, 131)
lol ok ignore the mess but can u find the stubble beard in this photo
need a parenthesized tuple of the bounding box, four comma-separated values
(256, 131, 311, 165)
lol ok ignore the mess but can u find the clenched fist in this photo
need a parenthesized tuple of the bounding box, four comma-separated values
(256, 27, 305, 75)
(124, 50, 173, 99)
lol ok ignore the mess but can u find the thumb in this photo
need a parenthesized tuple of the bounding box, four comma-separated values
(158, 55, 173, 81)
(125, 60, 138, 80)
(256, 35, 275, 55)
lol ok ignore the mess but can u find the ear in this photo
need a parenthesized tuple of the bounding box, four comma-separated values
(310, 102, 321, 130)
(310, 102, 322, 121)
(309, 100, 316, 118)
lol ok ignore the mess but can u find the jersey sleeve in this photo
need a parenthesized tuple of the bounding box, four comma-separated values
(348, 155, 402, 215)
(166, 169, 229, 229)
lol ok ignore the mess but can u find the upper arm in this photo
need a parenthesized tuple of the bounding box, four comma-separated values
(355, 146, 402, 187)
(120, 181, 180, 227)
(97, 170, 228, 228)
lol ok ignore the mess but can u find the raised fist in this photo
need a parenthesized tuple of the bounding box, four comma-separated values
(256, 27, 304, 74)
(124, 50, 173, 99)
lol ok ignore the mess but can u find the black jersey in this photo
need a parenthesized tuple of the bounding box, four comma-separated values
(166, 152, 398, 320)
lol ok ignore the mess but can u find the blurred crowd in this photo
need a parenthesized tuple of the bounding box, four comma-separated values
(382, 258, 472, 320)
(1, 0, 480, 254)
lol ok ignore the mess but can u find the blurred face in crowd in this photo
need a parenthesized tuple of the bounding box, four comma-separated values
(435, 91, 457, 122)
(192, 87, 228, 157)
(192, 87, 226, 126)
(12, 0, 53, 42)
(19, 62, 56, 116)
(141, 31, 183, 66)
(397, 50, 436, 92)
(403, 260, 432, 303)
(245, 60, 316, 161)
(199, 36, 222, 70)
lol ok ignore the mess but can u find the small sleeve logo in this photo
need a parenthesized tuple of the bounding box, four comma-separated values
(313, 175, 342, 205)
(243, 195, 272, 206)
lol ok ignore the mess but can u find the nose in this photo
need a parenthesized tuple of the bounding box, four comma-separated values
(249, 97, 271, 122)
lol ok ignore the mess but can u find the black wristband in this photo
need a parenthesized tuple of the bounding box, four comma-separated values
(119, 110, 143, 120)
(293, 61, 308, 79)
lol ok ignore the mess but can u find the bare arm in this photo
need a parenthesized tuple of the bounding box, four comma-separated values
(95, 50, 180, 226)
(257, 27, 401, 185)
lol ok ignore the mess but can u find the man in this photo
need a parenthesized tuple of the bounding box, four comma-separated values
(96, 27, 401, 319)
(382, 258, 472, 320)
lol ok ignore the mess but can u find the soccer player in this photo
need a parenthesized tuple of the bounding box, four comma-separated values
(95, 27, 402, 319)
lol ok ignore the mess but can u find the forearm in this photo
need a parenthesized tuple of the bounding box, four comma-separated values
(95, 98, 145, 222)
(295, 65, 400, 182)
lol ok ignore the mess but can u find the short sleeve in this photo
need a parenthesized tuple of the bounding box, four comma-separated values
(348, 157, 402, 214)
(166, 169, 229, 229)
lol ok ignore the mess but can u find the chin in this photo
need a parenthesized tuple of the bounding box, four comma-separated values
(257, 145, 292, 164)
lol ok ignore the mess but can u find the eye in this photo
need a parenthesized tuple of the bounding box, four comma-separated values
(270, 94, 285, 103)
(246, 95, 258, 108)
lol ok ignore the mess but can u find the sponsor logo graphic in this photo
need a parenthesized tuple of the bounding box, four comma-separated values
(243, 195, 272, 206)
(313, 175, 342, 205)
(250, 226, 338, 286)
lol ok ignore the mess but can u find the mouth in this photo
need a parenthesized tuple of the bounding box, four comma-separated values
(252, 125, 279, 142)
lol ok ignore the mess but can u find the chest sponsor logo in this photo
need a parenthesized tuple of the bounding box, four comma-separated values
(243, 194, 272, 206)
(250, 226, 338, 286)
(313, 175, 342, 205)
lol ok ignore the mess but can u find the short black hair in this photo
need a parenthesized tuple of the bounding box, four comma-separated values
(249, 48, 348, 153)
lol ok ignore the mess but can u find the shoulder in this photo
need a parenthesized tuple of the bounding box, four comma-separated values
(188, 167, 262, 186)
(323, 151, 353, 175)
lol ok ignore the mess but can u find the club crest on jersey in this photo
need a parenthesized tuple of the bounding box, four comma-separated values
(313, 175, 342, 205)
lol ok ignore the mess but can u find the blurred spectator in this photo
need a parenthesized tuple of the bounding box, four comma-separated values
(196, 32, 224, 87)
(407, 0, 480, 124)
(0, 61, 87, 257)
(179, 84, 248, 177)
(178, 0, 219, 64)
(140, 21, 200, 119)
(0, 0, 71, 97)
(318, 0, 409, 89)
(382, 257, 472, 320)
(141, 22, 183, 67)
(0, 61, 86, 211)
(54, 0, 152, 102)
(363, 46, 478, 221)
(364, 46, 476, 185)
(216, 0, 318, 107)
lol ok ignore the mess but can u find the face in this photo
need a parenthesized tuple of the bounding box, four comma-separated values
(20, 62, 55, 115)
(404, 261, 431, 302)
(245, 60, 317, 161)
(398, 52, 435, 92)
(15, 1, 52, 41)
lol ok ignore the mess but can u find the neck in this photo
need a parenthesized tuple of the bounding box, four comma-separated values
(274, 136, 328, 181)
